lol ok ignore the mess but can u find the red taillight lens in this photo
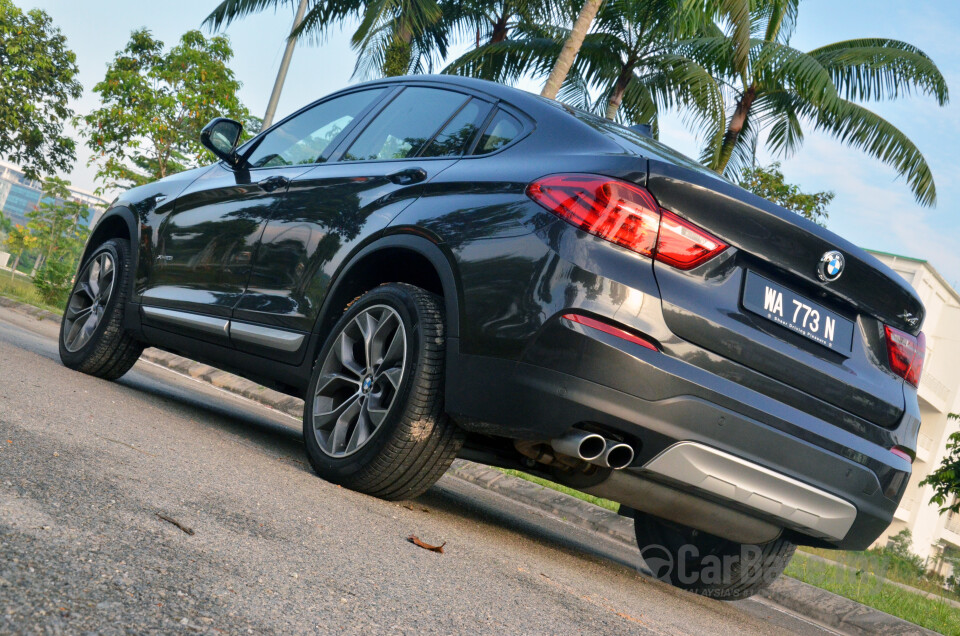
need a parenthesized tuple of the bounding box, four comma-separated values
(526, 174, 726, 270)
(526, 174, 660, 256)
(884, 325, 925, 386)
(562, 313, 658, 351)
(655, 210, 727, 270)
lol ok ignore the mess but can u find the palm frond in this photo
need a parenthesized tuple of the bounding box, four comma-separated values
(797, 95, 937, 206)
(808, 39, 949, 105)
(291, 0, 364, 45)
(204, 0, 298, 31)
(442, 36, 560, 82)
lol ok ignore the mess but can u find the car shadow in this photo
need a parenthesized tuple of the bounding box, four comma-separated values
(117, 358, 648, 577)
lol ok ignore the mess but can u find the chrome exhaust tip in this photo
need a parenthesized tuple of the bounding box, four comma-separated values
(550, 431, 606, 462)
(602, 441, 634, 470)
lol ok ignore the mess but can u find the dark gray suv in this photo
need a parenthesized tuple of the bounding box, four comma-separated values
(60, 75, 924, 600)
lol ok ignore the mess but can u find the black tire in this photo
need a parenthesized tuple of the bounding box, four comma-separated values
(59, 238, 144, 380)
(303, 283, 464, 500)
(634, 511, 795, 600)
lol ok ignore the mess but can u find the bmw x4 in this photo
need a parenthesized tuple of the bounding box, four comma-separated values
(59, 75, 925, 600)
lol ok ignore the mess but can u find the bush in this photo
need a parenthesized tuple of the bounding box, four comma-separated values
(870, 529, 926, 577)
(32, 258, 74, 308)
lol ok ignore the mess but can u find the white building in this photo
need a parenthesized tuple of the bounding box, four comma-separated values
(868, 250, 960, 573)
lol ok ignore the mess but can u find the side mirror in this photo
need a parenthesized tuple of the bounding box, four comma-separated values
(200, 118, 244, 168)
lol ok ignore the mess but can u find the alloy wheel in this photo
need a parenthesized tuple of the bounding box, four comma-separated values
(312, 304, 408, 457)
(62, 252, 116, 353)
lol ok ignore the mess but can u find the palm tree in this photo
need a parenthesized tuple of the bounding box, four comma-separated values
(347, 0, 447, 77)
(204, 0, 446, 78)
(684, 0, 948, 206)
(441, 0, 566, 81)
(537, 0, 753, 101)
(446, 0, 724, 141)
(540, 0, 604, 99)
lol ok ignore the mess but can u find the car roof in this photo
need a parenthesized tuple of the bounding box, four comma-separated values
(347, 75, 557, 118)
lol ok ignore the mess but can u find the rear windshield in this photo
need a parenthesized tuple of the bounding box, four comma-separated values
(558, 105, 726, 182)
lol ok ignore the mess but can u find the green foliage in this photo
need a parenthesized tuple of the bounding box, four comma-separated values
(738, 162, 832, 225)
(920, 414, 960, 514)
(445, 0, 726, 137)
(0, 0, 82, 180)
(787, 550, 960, 634)
(31, 257, 73, 306)
(24, 176, 89, 266)
(3, 223, 38, 279)
(81, 29, 251, 190)
(872, 529, 925, 575)
(684, 0, 948, 206)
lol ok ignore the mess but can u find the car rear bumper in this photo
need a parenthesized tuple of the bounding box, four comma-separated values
(446, 315, 913, 550)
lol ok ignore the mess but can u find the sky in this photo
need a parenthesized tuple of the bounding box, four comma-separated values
(16, 0, 960, 287)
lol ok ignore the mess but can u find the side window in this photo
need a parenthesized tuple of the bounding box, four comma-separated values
(245, 89, 384, 168)
(342, 87, 468, 162)
(473, 110, 522, 155)
(419, 99, 488, 158)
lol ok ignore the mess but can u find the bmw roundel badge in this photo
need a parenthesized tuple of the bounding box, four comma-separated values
(818, 251, 845, 282)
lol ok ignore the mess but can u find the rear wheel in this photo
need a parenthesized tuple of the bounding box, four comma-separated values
(634, 510, 795, 600)
(302, 283, 463, 500)
(59, 238, 143, 380)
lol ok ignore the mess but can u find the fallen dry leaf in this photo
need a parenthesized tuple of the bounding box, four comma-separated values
(408, 535, 445, 554)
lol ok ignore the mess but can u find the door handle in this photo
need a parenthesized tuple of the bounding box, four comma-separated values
(257, 175, 290, 192)
(386, 167, 427, 186)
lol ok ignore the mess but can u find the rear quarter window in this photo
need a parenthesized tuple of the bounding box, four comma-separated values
(473, 110, 523, 155)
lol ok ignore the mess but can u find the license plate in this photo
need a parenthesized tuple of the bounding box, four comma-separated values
(742, 271, 854, 355)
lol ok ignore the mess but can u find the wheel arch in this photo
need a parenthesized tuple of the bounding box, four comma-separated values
(80, 208, 138, 268)
(79, 208, 140, 330)
(309, 235, 461, 362)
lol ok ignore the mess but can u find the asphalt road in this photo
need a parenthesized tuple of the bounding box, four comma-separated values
(0, 305, 844, 635)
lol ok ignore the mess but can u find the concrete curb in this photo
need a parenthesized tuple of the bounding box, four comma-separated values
(0, 295, 945, 635)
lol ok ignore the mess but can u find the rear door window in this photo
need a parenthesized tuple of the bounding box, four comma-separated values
(473, 110, 522, 155)
(420, 99, 489, 158)
(342, 87, 468, 162)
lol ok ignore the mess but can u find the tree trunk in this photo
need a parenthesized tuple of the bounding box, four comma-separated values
(604, 62, 635, 120)
(490, 13, 510, 44)
(540, 0, 604, 100)
(383, 24, 413, 77)
(714, 84, 757, 174)
(30, 253, 43, 277)
(10, 252, 20, 280)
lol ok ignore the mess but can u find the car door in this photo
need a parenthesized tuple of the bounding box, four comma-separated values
(231, 86, 492, 360)
(139, 87, 389, 341)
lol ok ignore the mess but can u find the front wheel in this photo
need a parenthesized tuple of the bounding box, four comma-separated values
(59, 238, 143, 380)
(302, 283, 463, 500)
(634, 511, 795, 600)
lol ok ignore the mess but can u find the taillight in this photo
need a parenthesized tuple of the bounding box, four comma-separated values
(526, 174, 726, 270)
(884, 325, 925, 386)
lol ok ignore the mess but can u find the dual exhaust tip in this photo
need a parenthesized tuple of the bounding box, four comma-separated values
(551, 431, 634, 470)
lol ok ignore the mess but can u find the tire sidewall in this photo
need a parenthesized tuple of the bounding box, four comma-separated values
(58, 239, 127, 366)
(303, 284, 427, 481)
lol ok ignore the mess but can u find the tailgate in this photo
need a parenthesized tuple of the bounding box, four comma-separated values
(646, 160, 923, 427)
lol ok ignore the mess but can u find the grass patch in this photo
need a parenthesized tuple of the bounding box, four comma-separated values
(494, 468, 620, 512)
(799, 545, 960, 602)
(0, 274, 64, 313)
(787, 551, 960, 634)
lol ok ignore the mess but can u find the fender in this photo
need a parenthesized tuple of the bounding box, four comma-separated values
(309, 232, 462, 352)
(78, 207, 141, 331)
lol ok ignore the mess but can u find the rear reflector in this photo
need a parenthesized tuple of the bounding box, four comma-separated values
(526, 174, 726, 270)
(884, 325, 925, 386)
(562, 313, 658, 351)
(890, 446, 913, 463)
